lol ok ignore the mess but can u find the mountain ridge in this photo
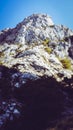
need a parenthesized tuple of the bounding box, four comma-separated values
(0, 13, 73, 130)
(0, 13, 73, 81)
(0, 13, 73, 44)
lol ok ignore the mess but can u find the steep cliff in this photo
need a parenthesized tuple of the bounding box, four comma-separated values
(0, 14, 73, 130)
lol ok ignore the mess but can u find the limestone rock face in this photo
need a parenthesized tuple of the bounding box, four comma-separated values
(0, 14, 73, 130)
(0, 14, 73, 81)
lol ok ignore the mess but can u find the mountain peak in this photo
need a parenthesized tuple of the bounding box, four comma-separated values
(0, 13, 73, 130)
(0, 13, 73, 81)
(0, 13, 73, 45)
(22, 13, 54, 27)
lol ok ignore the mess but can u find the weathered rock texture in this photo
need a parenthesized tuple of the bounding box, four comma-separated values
(0, 14, 73, 130)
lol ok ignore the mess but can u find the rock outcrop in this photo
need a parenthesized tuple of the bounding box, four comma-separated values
(0, 13, 73, 130)
(0, 14, 73, 81)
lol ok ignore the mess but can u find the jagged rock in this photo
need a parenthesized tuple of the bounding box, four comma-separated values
(0, 65, 73, 130)
(0, 13, 73, 130)
(0, 14, 73, 81)
(69, 45, 73, 59)
(0, 66, 73, 130)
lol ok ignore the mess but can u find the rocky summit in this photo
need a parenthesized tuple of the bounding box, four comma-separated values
(0, 14, 73, 130)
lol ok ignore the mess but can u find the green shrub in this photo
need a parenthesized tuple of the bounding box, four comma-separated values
(0, 61, 3, 65)
(60, 58, 71, 69)
(0, 52, 4, 57)
(45, 47, 52, 54)
(42, 38, 50, 46)
(59, 39, 65, 42)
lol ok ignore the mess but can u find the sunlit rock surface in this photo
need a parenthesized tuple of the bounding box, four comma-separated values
(0, 14, 73, 130)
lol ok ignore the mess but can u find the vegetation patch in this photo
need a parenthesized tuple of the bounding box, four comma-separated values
(42, 38, 50, 46)
(45, 47, 52, 54)
(60, 58, 71, 69)
(0, 52, 4, 57)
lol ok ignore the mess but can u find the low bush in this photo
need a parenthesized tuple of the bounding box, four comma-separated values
(60, 58, 71, 69)
(0, 52, 4, 57)
(45, 47, 52, 54)
(42, 38, 50, 46)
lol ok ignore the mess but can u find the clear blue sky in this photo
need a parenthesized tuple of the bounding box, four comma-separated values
(0, 0, 73, 30)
